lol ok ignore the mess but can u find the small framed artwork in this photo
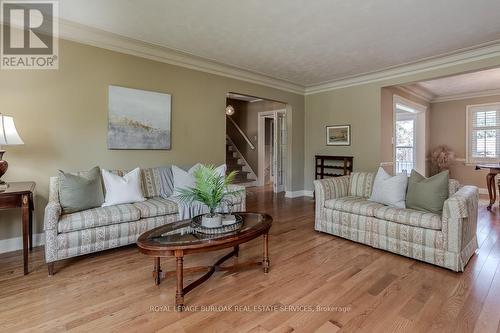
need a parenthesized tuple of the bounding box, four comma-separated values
(326, 125, 351, 146)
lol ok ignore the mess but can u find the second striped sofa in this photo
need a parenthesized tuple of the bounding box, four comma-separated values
(314, 172, 478, 272)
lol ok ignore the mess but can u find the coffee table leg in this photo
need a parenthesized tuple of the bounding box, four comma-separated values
(154, 257, 161, 286)
(234, 245, 239, 257)
(263, 233, 270, 273)
(175, 250, 184, 311)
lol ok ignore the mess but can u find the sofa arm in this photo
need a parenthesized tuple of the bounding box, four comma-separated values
(226, 184, 246, 212)
(44, 202, 61, 231)
(313, 176, 350, 202)
(314, 176, 350, 229)
(442, 185, 479, 259)
(44, 176, 62, 264)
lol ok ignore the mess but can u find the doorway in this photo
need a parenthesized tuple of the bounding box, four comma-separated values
(393, 95, 427, 175)
(258, 110, 286, 193)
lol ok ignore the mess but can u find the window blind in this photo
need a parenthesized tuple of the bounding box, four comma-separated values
(468, 103, 500, 162)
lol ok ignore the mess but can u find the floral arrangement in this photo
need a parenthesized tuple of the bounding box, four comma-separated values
(431, 145, 455, 173)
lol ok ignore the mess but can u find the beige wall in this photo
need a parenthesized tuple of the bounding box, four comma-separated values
(305, 55, 500, 191)
(429, 95, 500, 189)
(0, 39, 305, 242)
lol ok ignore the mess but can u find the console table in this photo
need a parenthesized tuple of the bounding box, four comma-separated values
(0, 182, 35, 274)
(476, 164, 500, 211)
(315, 155, 353, 180)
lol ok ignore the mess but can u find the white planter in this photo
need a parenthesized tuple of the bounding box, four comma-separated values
(201, 214, 222, 228)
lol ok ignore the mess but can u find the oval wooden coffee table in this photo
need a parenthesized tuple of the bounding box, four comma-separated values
(137, 212, 272, 311)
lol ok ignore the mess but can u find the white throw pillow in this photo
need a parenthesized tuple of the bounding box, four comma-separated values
(172, 164, 226, 195)
(214, 164, 227, 177)
(101, 168, 146, 207)
(369, 167, 408, 208)
(172, 164, 200, 195)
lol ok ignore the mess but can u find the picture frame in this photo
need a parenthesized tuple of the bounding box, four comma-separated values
(108, 85, 172, 150)
(326, 125, 351, 146)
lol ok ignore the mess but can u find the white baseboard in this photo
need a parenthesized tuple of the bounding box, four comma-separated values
(285, 190, 314, 198)
(0, 233, 45, 254)
(479, 188, 488, 195)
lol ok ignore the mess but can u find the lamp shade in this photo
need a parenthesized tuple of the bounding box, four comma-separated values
(0, 115, 24, 146)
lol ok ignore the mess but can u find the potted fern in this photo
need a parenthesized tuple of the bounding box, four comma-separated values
(176, 165, 240, 228)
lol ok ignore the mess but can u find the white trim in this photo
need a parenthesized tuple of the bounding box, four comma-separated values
(379, 161, 394, 166)
(285, 190, 314, 198)
(432, 89, 500, 103)
(0, 233, 44, 254)
(397, 86, 434, 103)
(393, 95, 427, 175)
(57, 19, 500, 97)
(305, 40, 500, 95)
(465, 102, 500, 164)
(257, 109, 287, 191)
(58, 19, 304, 95)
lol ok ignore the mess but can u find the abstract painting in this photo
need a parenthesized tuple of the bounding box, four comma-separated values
(108, 86, 171, 149)
(326, 125, 350, 146)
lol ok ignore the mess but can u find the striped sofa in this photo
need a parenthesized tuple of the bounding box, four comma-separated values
(44, 167, 246, 275)
(314, 172, 478, 272)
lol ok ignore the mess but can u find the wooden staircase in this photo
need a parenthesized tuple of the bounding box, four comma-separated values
(226, 137, 257, 185)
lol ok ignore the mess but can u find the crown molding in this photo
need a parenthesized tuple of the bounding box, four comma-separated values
(431, 88, 500, 103)
(57, 19, 305, 95)
(304, 40, 500, 95)
(56, 19, 500, 98)
(397, 85, 434, 102)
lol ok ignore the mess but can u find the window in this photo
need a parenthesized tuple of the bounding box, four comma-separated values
(395, 118, 415, 174)
(467, 103, 500, 163)
(393, 95, 426, 176)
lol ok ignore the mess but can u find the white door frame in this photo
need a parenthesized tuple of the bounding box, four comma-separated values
(393, 95, 427, 175)
(257, 109, 286, 189)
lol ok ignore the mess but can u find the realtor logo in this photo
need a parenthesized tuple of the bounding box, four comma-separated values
(1, 0, 58, 69)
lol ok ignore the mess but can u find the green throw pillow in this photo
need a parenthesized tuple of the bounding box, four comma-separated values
(406, 170, 449, 215)
(58, 166, 104, 214)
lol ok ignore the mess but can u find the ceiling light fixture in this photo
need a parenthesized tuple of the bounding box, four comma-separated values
(225, 105, 235, 116)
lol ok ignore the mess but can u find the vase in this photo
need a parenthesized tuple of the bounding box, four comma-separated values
(201, 214, 222, 228)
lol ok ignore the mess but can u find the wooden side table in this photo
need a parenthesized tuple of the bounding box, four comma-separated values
(315, 155, 353, 179)
(0, 182, 35, 275)
(476, 164, 500, 211)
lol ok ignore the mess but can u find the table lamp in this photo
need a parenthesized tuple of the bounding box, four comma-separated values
(0, 114, 24, 187)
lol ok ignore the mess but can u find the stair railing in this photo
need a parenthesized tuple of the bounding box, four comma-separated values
(226, 115, 255, 150)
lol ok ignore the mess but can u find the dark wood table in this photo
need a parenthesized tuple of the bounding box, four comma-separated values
(137, 212, 272, 311)
(476, 164, 500, 210)
(0, 181, 35, 274)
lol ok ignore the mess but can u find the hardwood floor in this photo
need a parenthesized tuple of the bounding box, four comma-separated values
(1, 188, 500, 332)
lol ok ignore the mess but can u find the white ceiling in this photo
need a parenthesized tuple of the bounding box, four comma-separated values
(59, 0, 500, 87)
(416, 67, 500, 97)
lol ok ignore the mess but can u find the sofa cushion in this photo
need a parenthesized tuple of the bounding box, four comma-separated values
(349, 172, 375, 198)
(102, 168, 146, 207)
(374, 206, 442, 230)
(140, 168, 162, 198)
(58, 204, 141, 233)
(58, 166, 104, 214)
(133, 197, 178, 218)
(324, 196, 385, 217)
(406, 170, 449, 215)
(369, 167, 408, 208)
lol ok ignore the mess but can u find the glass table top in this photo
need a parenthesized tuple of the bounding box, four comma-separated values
(137, 212, 272, 249)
